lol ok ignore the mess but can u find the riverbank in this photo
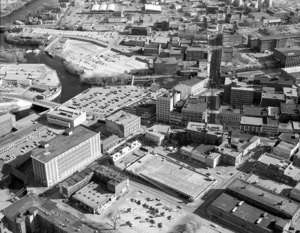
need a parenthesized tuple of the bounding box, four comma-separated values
(0, 0, 30, 18)
(1, 32, 90, 103)
(0, 0, 58, 25)
(0, 98, 32, 113)
(4, 31, 46, 45)
(0, 47, 27, 63)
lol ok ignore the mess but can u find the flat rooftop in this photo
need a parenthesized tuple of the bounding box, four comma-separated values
(47, 106, 85, 120)
(2, 193, 44, 219)
(187, 122, 223, 132)
(63, 85, 164, 119)
(279, 133, 300, 145)
(274, 46, 300, 57)
(183, 102, 207, 113)
(31, 125, 98, 163)
(73, 182, 113, 209)
(227, 179, 300, 218)
(219, 105, 241, 115)
(60, 164, 98, 188)
(257, 152, 290, 168)
(106, 110, 140, 125)
(211, 193, 288, 231)
(282, 66, 300, 74)
(262, 92, 285, 100)
(126, 153, 215, 200)
(240, 116, 263, 126)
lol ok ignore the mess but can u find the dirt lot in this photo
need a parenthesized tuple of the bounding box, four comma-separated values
(87, 190, 205, 233)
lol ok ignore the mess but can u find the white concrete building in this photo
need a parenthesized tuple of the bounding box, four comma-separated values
(47, 106, 86, 128)
(31, 126, 101, 187)
(110, 140, 141, 163)
(156, 92, 174, 123)
(145, 130, 164, 145)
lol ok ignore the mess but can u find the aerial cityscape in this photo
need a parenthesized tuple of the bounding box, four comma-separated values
(0, 0, 300, 232)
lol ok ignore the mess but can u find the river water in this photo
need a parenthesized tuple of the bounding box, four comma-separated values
(0, 33, 90, 103)
(1, 0, 58, 25)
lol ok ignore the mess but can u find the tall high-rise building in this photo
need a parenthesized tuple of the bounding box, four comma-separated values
(234, 0, 243, 7)
(0, 113, 16, 137)
(156, 92, 174, 123)
(267, 0, 273, 7)
(258, 0, 263, 9)
(31, 125, 101, 187)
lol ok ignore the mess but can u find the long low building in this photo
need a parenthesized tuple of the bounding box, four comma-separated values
(125, 153, 216, 201)
(210, 193, 291, 233)
(209, 178, 300, 233)
(226, 179, 300, 221)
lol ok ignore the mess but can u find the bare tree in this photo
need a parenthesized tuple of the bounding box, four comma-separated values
(107, 211, 121, 230)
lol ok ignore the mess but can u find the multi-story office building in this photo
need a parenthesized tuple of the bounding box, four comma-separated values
(272, 141, 298, 160)
(260, 92, 285, 108)
(123, 36, 149, 47)
(222, 28, 243, 46)
(170, 48, 183, 60)
(0, 113, 16, 137)
(169, 110, 182, 126)
(257, 34, 300, 52)
(267, 8, 290, 18)
(154, 19, 169, 31)
(124, 97, 158, 125)
(181, 99, 207, 125)
(46, 106, 86, 128)
(186, 122, 223, 145)
(273, 47, 300, 67)
(144, 43, 161, 56)
(153, 57, 177, 75)
(280, 103, 300, 122)
(105, 110, 141, 138)
(156, 92, 174, 123)
(2, 193, 95, 233)
(230, 87, 255, 108)
(101, 134, 123, 154)
(219, 106, 241, 130)
(261, 117, 279, 136)
(255, 152, 300, 185)
(174, 78, 209, 99)
(72, 165, 129, 214)
(185, 46, 209, 61)
(130, 26, 151, 36)
(59, 164, 98, 198)
(240, 116, 263, 133)
(31, 125, 101, 187)
(145, 130, 164, 145)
